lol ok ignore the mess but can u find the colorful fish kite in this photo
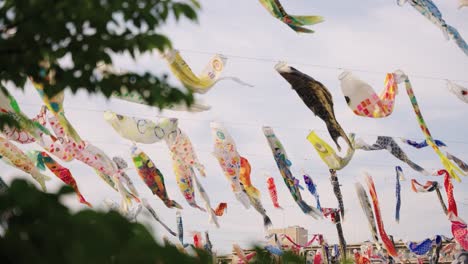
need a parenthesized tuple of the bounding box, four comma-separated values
(258, 0, 324, 33)
(263, 126, 321, 218)
(303, 174, 322, 211)
(28, 150, 91, 207)
(433, 170, 457, 215)
(329, 169, 345, 220)
(131, 145, 182, 209)
(355, 136, 430, 175)
(396, 0, 468, 56)
(275, 62, 352, 152)
(395, 167, 403, 223)
(355, 182, 380, 245)
(266, 176, 282, 209)
(141, 198, 177, 236)
(407, 236, 442, 255)
(339, 71, 398, 118)
(0, 85, 50, 143)
(448, 212, 468, 251)
(233, 244, 256, 264)
(306, 131, 355, 170)
(400, 73, 466, 181)
(192, 232, 203, 249)
(176, 211, 190, 248)
(410, 177, 449, 215)
(104, 111, 179, 144)
(211, 122, 250, 209)
(163, 49, 252, 94)
(0, 136, 50, 190)
(2, 106, 48, 144)
(364, 172, 398, 257)
(31, 82, 82, 143)
(214, 203, 228, 216)
(240, 157, 272, 228)
(447, 81, 468, 103)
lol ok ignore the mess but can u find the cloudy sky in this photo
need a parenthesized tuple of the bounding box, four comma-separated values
(2, 0, 468, 255)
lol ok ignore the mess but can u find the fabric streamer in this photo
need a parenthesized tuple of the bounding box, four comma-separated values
(407, 236, 442, 255)
(163, 49, 252, 94)
(263, 126, 321, 218)
(314, 250, 322, 264)
(400, 138, 447, 149)
(396, 0, 468, 56)
(281, 234, 322, 248)
(399, 68, 466, 183)
(275, 62, 352, 152)
(141, 198, 177, 237)
(266, 176, 282, 209)
(131, 145, 182, 209)
(210, 122, 251, 209)
(303, 174, 322, 211)
(433, 170, 457, 216)
(0, 136, 50, 191)
(411, 179, 439, 193)
(176, 211, 190, 248)
(104, 111, 179, 144)
(240, 157, 272, 228)
(233, 244, 256, 264)
(448, 212, 468, 251)
(306, 131, 355, 170)
(355, 136, 430, 175)
(364, 172, 398, 257)
(355, 182, 380, 246)
(339, 71, 398, 118)
(258, 0, 324, 33)
(29, 151, 91, 207)
(265, 245, 283, 256)
(395, 166, 402, 223)
(214, 203, 228, 216)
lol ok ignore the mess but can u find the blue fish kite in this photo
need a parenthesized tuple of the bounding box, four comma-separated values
(303, 174, 322, 211)
(407, 235, 442, 255)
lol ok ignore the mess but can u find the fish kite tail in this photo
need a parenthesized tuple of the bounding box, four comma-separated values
(192, 203, 207, 212)
(208, 209, 220, 228)
(446, 25, 468, 56)
(166, 199, 183, 209)
(290, 15, 325, 26)
(298, 200, 320, 219)
(287, 24, 315, 34)
(235, 191, 251, 209)
(32, 171, 51, 192)
(326, 121, 353, 152)
(77, 192, 92, 207)
(263, 214, 273, 229)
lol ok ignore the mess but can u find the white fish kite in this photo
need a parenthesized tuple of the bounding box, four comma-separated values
(163, 49, 252, 94)
(0, 136, 50, 190)
(211, 122, 251, 209)
(460, 0, 468, 9)
(104, 111, 178, 144)
(397, 0, 468, 56)
(446, 81, 468, 104)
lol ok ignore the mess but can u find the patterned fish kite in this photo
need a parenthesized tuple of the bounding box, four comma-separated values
(448, 212, 468, 251)
(355, 136, 430, 175)
(214, 202, 228, 216)
(433, 170, 457, 216)
(104, 111, 178, 144)
(2, 106, 48, 144)
(0, 136, 50, 190)
(447, 81, 468, 103)
(407, 236, 442, 255)
(163, 49, 252, 94)
(131, 145, 182, 209)
(29, 150, 91, 207)
(211, 122, 251, 209)
(112, 156, 139, 198)
(399, 72, 466, 181)
(355, 183, 381, 247)
(329, 169, 345, 220)
(303, 174, 322, 211)
(275, 62, 352, 152)
(240, 156, 272, 228)
(32, 82, 82, 143)
(141, 198, 177, 237)
(0, 85, 50, 143)
(263, 126, 321, 218)
(396, 0, 468, 56)
(258, 0, 324, 33)
(307, 131, 355, 170)
(266, 176, 282, 209)
(364, 172, 398, 257)
(339, 71, 398, 118)
(395, 167, 403, 223)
